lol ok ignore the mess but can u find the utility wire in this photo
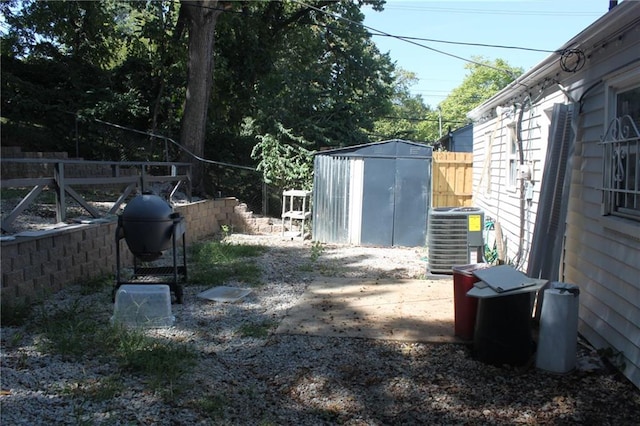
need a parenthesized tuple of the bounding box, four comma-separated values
(373, 34, 556, 54)
(380, 5, 601, 17)
(380, 116, 468, 124)
(289, 0, 528, 85)
(182, 1, 562, 72)
(93, 119, 257, 172)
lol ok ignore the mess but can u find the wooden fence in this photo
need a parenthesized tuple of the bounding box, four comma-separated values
(432, 152, 473, 207)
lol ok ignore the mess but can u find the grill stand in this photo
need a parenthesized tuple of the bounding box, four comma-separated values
(114, 216, 186, 304)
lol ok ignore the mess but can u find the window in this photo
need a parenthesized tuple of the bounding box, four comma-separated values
(602, 74, 640, 221)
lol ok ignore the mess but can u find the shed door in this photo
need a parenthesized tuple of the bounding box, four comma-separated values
(360, 158, 395, 246)
(393, 158, 430, 247)
(360, 157, 430, 247)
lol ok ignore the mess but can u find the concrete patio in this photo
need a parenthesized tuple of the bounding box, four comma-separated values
(276, 277, 463, 343)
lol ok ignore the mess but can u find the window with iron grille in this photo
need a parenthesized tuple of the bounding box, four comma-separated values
(602, 78, 640, 221)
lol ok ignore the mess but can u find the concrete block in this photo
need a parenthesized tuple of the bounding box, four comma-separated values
(36, 237, 54, 251)
(23, 265, 42, 281)
(2, 271, 24, 289)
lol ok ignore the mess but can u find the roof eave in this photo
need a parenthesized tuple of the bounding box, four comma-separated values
(468, 1, 638, 121)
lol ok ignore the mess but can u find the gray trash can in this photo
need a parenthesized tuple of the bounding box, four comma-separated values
(535, 282, 580, 373)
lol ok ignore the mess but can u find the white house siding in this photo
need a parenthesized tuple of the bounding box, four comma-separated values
(472, 91, 566, 270)
(468, 2, 640, 388)
(563, 58, 640, 386)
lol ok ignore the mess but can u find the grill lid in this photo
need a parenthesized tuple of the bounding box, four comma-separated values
(122, 192, 173, 222)
(120, 192, 179, 261)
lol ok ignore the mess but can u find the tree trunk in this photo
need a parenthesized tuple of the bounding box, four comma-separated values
(179, 0, 223, 195)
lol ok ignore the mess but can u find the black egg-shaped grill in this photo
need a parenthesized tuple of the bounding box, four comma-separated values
(114, 192, 187, 304)
(120, 193, 179, 261)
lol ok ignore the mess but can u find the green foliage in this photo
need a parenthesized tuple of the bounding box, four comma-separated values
(1, 0, 127, 68)
(194, 393, 228, 418)
(60, 374, 124, 402)
(32, 300, 103, 358)
(372, 69, 436, 142)
(220, 224, 231, 239)
(438, 57, 523, 129)
(115, 328, 197, 392)
(1, 0, 396, 191)
(373, 59, 521, 144)
(29, 297, 196, 393)
(211, 0, 395, 190)
(247, 119, 314, 191)
(78, 275, 113, 296)
(189, 240, 267, 286)
(310, 241, 325, 262)
(1, 299, 33, 327)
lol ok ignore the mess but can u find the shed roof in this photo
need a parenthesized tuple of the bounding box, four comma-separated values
(315, 139, 432, 159)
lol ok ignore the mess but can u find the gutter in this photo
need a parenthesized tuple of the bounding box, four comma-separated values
(467, 1, 639, 122)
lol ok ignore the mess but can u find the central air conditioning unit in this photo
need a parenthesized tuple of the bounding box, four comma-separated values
(428, 207, 484, 274)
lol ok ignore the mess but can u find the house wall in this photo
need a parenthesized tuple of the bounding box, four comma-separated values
(470, 8, 640, 388)
(451, 126, 473, 152)
(471, 90, 565, 269)
(562, 36, 640, 387)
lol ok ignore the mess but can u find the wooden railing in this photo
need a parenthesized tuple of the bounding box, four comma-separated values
(1, 159, 191, 233)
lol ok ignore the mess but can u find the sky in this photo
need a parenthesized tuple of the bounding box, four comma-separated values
(362, 0, 614, 107)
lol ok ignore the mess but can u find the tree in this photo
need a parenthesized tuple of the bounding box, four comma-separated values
(177, 0, 228, 194)
(0, 0, 133, 154)
(1, 0, 396, 201)
(1, 0, 126, 67)
(245, 119, 314, 191)
(372, 69, 434, 142)
(210, 0, 394, 192)
(438, 57, 523, 129)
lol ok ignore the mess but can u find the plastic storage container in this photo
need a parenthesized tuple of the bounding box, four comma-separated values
(112, 284, 175, 328)
(452, 263, 491, 340)
(536, 282, 580, 373)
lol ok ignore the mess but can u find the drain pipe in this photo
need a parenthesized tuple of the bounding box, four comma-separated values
(514, 98, 528, 267)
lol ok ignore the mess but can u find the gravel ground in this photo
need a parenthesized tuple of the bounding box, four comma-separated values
(2, 233, 640, 425)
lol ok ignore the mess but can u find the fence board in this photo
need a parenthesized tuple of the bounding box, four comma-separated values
(432, 152, 473, 207)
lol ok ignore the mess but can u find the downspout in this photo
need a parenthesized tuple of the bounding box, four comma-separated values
(514, 98, 528, 267)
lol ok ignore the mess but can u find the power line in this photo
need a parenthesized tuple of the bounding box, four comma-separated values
(185, 2, 557, 63)
(373, 34, 555, 54)
(381, 5, 601, 17)
(380, 116, 468, 124)
(289, 0, 527, 85)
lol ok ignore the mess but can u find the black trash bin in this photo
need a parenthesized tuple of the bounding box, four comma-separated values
(473, 292, 534, 366)
(466, 265, 547, 366)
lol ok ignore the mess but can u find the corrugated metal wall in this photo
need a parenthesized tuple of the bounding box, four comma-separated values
(312, 140, 432, 247)
(312, 155, 353, 244)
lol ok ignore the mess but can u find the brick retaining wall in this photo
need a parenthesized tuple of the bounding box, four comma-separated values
(0, 197, 269, 307)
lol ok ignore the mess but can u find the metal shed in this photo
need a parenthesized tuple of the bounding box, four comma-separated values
(312, 139, 432, 247)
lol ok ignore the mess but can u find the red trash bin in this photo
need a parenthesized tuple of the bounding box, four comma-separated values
(452, 263, 491, 340)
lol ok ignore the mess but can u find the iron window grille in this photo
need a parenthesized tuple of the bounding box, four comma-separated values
(602, 113, 640, 221)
